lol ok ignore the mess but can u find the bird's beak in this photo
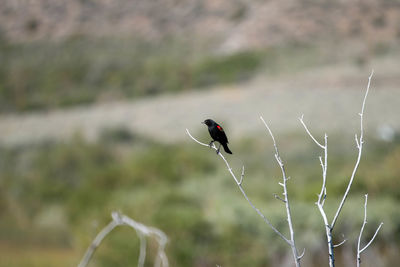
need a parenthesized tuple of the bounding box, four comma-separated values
(201, 121, 205, 124)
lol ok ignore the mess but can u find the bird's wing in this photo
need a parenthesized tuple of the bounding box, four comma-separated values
(217, 125, 229, 143)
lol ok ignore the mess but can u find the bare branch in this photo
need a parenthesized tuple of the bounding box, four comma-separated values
(357, 194, 368, 262)
(317, 203, 335, 267)
(117, 213, 169, 267)
(298, 248, 306, 260)
(331, 70, 374, 229)
(300, 71, 374, 267)
(78, 219, 119, 267)
(299, 120, 328, 208)
(260, 116, 279, 153)
(300, 117, 333, 266)
(333, 237, 347, 248)
(274, 193, 286, 203)
(186, 128, 218, 150)
(78, 212, 168, 267)
(186, 129, 290, 245)
(136, 231, 147, 267)
(299, 115, 325, 149)
(260, 116, 301, 267)
(357, 194, 384, 267)
(360, 223, 383, 254)
(318, 134, 328, 206)
(304, 122, 331, 267)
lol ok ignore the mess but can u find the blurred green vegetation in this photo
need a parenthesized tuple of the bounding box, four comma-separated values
(0, 130, 399, 266)
(0, 38, 262, 112)
(0, 37, 334, 113)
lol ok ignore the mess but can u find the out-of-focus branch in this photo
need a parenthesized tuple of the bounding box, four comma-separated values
(78, 211, 168, 267)
(78, 217, 119, 267)
(260, 116, 302, 266)
(333, 235, 347, 248)
(186, 129, 290, 246)
(136, 230, 147, 267)
(356, 194, 384, 267)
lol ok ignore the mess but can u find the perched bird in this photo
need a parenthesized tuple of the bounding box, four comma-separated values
(202, 119, 232, 154)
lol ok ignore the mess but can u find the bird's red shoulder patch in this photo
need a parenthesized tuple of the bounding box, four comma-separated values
(217, 125, 223, 131)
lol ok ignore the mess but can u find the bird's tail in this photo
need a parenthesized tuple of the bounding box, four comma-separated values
(222, 143, 232, 154)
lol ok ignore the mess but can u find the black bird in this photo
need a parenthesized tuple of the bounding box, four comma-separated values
(202, 119, 232, 154)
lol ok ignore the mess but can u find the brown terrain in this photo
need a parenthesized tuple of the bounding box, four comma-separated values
(1, 0, 400, 52)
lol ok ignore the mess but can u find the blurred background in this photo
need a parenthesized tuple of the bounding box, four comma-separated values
(1, 0, 400, 266)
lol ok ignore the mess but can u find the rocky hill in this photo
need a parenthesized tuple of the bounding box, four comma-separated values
(1, 0, 400, 52)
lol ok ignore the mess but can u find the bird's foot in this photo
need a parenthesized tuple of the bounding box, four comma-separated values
(209, 141, 214, 148)
(216, 143, 221, 155)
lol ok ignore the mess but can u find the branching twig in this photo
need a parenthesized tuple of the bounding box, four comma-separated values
(299, 70, 377, 267)
(78, 212, 168, 267)
(331, 70, 374, 229)
(299, 118, 328, 208)
(333, 237, 347, 248)
(356, 194, 384, 267)
(187, 117, 302, 266)
(186, 129, 291, 246)
(187, 125, 302, 266)
(300, 116, 334, 266)
(298, 247, 306, 260)
(260, 116, 301, 267)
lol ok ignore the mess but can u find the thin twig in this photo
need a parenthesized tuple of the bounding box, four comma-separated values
(299, 115, 325, 149)
(333, 238, 347, 248)
(273, 193, 286, 203)
(300, 117, 329, 207)
(331, 70, 374, 229)
(300, 117, 334, 267)
(298, 248, 306, 260)
(260, 116, 301, 267)
(359, 223, 383, 254)
(299, 71, 375, 267)
(357, 194, 384, 267)
(320, 134, 328, 207)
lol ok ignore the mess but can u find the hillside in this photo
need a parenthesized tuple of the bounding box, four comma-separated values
(1, 0, 400, 53)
